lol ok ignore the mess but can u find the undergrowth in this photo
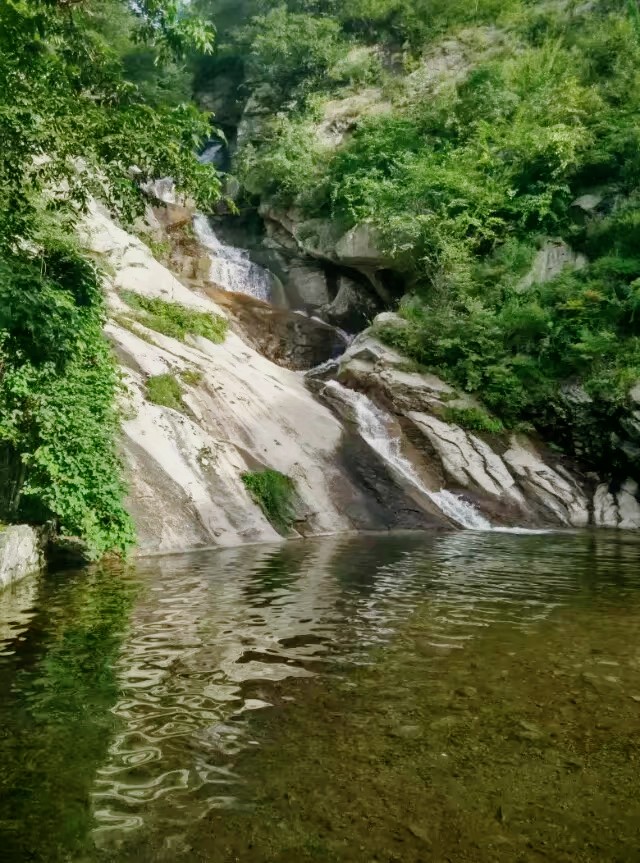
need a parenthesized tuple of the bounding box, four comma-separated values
(120, 291, 228, 343)
(442, 406, 505, 435)
(241, 469, 297, 534)
(145, 374, 184, 411)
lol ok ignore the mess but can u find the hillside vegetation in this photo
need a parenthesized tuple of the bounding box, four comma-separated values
(0, 0, 220, 555)
(198, 0, 640, 478)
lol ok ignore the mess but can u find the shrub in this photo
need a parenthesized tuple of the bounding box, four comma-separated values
(442, 406, 505, 435)
(242, 469, 297, 533)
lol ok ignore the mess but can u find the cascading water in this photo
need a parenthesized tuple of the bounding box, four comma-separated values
(325, 380, 492, 530)
(193, 214, 273, 302)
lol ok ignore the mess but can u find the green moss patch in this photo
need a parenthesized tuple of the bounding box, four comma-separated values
(242, 469, 297, 534)
(145, 374, 184, 411)
(120, 291, 228, 343)
(179, 368, 203, 386)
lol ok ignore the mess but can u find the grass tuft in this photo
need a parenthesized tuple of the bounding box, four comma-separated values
(120, 291, 228, 343)
(145, 373, 184, 411)
(242, 469, 297, 534)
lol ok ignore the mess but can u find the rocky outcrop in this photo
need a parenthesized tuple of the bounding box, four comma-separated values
(259, 206, 398, 308)
(519, 240, 587, 290)
(201, 285, 347, 370)
(81, 205, 448, 555)
(312, 320, 598, 529)
(320, 274, 381, 332)
(316, 86, 392, 148)
(593, 480, 640, 529)
(0, 526, 44, 590)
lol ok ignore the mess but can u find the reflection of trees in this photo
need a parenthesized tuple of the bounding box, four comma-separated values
(0, 566, 135, 863)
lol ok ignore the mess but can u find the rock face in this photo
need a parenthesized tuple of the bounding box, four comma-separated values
(79, 208, 640, 547)
(593, 480, 640, 529)
(81, 205, 448, 555)
(0, 526, 44, 590)
(312, 322, 596, 529)
(519, 240, 587, 290)
(201, 285, 348, 371)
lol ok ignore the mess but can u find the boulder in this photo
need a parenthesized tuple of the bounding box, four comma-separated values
(0, 526, 44, 590)
(519, 240, 587, 290)
(320, 275, 381, 332)
(593, 479, 640, 529)
(335, 223, 390, 268)
(286, 261, 331, 309)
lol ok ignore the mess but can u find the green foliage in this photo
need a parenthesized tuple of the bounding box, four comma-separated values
(145, 374, 185, 411)
(180, 368, 204, 386)
(225, 0, 640, 474)
(121, 291, 229, 342)
(239, 6, 346, 101)
(242, 469, 297, 533)
(0, 0, 219, 555)
(442, 406, 505, 435)
(0, 234, 135, 558)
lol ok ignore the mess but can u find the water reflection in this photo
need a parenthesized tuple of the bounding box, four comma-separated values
(1, 530, 640, 861)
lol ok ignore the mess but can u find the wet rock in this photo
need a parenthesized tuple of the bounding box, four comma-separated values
(287, 261, 331, 309)
(320, 275, 381, 332)
(204, 286, 347, 371)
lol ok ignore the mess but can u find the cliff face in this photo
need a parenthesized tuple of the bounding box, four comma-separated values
(193, 0, 640, 498)
(76, 202, 640, 557)
(81, 204, 451, 554)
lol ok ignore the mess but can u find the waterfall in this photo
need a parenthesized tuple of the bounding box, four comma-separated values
(325, 381, 492, 530)
(193, 214, 273, 302)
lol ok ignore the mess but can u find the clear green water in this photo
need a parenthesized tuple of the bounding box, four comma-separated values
(1, 531, 640, 862)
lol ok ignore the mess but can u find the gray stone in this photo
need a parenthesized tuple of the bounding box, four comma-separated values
(593, 483, 619, 528)
(0, 526, 44, 590)
(617, 479, 640, 529)
(519, 240, 587, 290)
(321, 276, 380, 332)
(286, 261, 330, 308)
(335, 223, 390, 268)
(571, 193, 603, 214)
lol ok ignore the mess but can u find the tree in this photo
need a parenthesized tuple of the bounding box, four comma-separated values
(0, 0, 221, 555)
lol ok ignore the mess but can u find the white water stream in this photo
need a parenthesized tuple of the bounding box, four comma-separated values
(193, 214, 273, 302)
(325, 380, 493, 530)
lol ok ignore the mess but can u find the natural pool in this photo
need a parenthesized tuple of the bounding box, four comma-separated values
(1, 531, 639, 862)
